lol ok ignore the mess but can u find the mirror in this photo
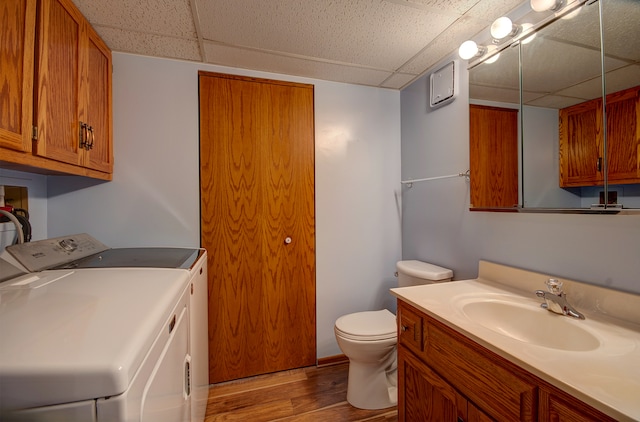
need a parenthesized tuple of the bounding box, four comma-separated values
(469, 0, 640, 211)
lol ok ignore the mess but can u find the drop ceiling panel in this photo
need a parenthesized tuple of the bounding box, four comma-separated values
(203, 42, 394, 87)
(73, 0, 618, 90)
(74, 0, 197, 37)
(195, 0, 459, 70)
(95, 27, 201, 61)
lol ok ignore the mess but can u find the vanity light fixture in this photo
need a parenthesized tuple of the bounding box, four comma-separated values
(490, 17, 521, 41)
(458, 40, 486, 60)
(530, 0, 565, 12)
(520, 23, 537, 44)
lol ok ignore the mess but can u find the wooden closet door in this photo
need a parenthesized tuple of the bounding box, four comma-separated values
(199, 72, 316, 384)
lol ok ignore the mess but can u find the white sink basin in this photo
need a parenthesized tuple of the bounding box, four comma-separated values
(461, 299, 600, 351)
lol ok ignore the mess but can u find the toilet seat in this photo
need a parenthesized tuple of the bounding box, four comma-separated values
(335, 309, 397, 341)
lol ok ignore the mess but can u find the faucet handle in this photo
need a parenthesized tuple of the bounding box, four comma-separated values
(545, 278, 563, 295)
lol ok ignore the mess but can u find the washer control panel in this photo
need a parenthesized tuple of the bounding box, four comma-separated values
(6, 233, 109, 272)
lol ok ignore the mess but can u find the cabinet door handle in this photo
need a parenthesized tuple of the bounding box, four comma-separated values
(597, 157, 602, 172)
(79, 122, 86, 148)
(88, 126, 95, 150)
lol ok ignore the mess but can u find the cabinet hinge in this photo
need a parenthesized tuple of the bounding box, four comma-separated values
(32, 126, 38, 141)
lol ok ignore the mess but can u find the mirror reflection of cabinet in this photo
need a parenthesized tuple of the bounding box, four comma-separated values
(560, 86, 640, 187)
(468, 0, 640, 211)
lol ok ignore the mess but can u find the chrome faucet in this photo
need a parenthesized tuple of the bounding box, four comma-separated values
(535, 278, 585, 319)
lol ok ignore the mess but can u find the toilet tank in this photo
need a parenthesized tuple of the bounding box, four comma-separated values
(396, 260, 453, 287)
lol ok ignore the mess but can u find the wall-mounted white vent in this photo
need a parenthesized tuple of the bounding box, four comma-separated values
(429, 60, 457, 109)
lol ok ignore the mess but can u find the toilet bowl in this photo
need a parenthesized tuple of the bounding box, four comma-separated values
(334, 309, 398, 410)
(334, 260, 453, 410)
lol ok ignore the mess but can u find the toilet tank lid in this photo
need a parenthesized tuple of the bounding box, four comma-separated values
(396, 260, 453, 281)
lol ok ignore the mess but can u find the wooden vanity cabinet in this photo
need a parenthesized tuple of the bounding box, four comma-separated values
(397, 301, 617, 422)
(0, 0, 112, 180)
(559, 85, 640, 187)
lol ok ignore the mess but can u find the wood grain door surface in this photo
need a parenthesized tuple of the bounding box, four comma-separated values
(199, 72, 316, 384)
(469, 104, 519, 208)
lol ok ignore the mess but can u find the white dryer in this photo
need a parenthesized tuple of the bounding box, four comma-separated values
(0, 234, 209, 422)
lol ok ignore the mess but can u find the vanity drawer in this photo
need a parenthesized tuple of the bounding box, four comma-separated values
(397, 302, 423, 354)
(424, 314, 537, 422)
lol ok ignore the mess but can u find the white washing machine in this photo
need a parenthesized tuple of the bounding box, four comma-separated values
(0, 234, 209, 422)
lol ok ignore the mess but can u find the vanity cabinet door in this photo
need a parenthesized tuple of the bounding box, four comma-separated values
(539, 387, 617, 422)
(398, 344, 466, 422)
(398, 301, 423, 355)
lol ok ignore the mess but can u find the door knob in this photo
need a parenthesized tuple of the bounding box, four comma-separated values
(284, 237, 292, 244)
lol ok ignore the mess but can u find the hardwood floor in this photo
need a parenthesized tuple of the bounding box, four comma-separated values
(205, 363, 398, 421)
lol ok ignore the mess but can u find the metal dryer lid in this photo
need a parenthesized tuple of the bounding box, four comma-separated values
(335, 309, 396, 340)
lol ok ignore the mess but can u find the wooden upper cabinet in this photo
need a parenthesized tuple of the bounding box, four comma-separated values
(0, 0, 36, 153)
(559, 85, 639, 187)
(34, 0, 83, 166)
(469, 104, 519, 208)
(0, 0, 112, 179)
(82, 24, 113, 173)
(34, 0, 113, 174)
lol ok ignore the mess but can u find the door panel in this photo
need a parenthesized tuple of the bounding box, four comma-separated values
(35, 0, 83, 165)
(199, 73, 315, 384)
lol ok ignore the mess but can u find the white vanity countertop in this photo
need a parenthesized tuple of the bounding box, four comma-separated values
(391, 262, 640, 422)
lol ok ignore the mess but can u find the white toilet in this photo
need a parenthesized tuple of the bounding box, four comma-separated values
(334, 260, 453, 410)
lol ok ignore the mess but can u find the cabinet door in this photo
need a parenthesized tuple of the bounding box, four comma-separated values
(82, 24, 113, 173)
(398, 345, 466, 422)
(539, 387, 616, 422)
(469, 105, 519, 208)
(34, 0, 84, 166)
(559, 98, 603, 187)
(0, 0, 36, 152)
(606, 86, 640, 184)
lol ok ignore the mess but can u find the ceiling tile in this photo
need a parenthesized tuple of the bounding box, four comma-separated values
(73, 0, 197, 37)
(381, 72, 420, 89)
(399, 16, 488, 74)
(95, 27, 202, 61)
(202, 42, 394, 86)
(465, 0, 525, 20)
(195, 0, 458, 70)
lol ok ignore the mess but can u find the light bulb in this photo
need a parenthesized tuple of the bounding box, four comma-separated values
(491, 17, 516, 40)
(530, 0, 563, 12)
(459, 40, 483, 60)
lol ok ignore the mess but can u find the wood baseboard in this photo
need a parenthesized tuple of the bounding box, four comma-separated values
(317, 354, 348, 367)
